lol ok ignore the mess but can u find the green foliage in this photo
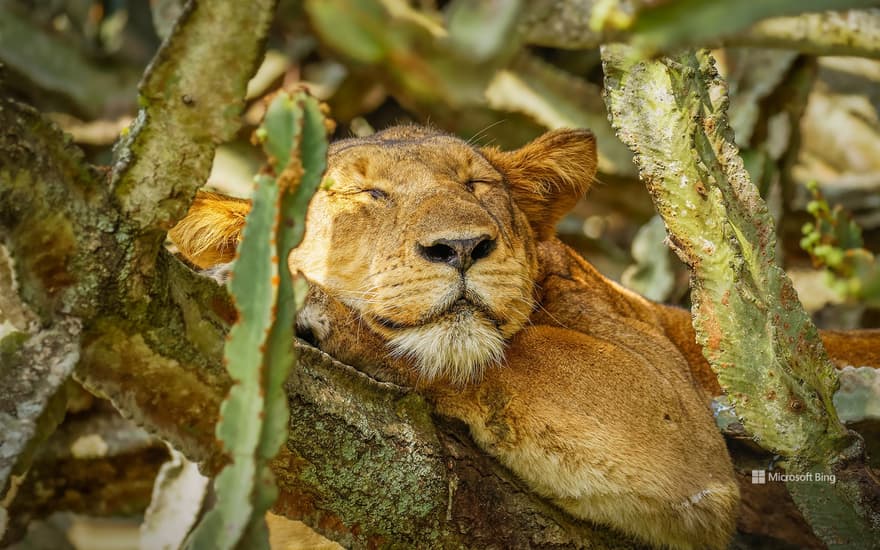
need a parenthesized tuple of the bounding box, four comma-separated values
(801, 181, 880, 306)
(184, 91, 328, 550)
(304, 0, 635, 173)
(446, 0, 524, 62)
(0, 5, 138, 118)
(305, 0, 503, 107)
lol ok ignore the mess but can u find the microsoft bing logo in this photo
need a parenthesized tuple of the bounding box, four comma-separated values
(749, 469, 835, 484)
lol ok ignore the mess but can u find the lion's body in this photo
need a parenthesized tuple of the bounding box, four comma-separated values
(433, 241, 738, 549)
(170, 125, 878, 549)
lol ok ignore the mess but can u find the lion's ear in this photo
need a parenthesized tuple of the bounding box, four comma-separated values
(168, 191, 252, 269)
(482, 129, 597, 240)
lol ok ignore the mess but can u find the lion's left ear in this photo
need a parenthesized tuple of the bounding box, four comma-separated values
(481, 129, 597, 240)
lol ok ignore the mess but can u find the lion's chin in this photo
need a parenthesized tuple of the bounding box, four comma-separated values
(387, 313, 506, 385)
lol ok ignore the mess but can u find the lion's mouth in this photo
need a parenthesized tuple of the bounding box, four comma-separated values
(370, 293, 502, 331)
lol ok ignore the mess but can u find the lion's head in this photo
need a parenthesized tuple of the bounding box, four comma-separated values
(170, 126, 596, 384)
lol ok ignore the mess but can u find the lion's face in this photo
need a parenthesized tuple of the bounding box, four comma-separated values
(170, 126, 596, 385)
(291, 129, 539, 383)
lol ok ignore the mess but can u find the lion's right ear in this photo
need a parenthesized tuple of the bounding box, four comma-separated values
(481, 129, 597, 240)
(168, 191, 252, 269)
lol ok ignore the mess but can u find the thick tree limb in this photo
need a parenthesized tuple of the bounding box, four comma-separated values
(1, 0, 278, 542)
(0, 0, 279, 473)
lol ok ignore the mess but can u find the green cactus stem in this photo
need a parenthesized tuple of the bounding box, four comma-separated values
(602, 45, 880, 548)
(184, 91, 328, 550)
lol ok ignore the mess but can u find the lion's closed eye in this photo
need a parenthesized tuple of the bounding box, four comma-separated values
(362, 188, 388, 200)
(329, 186, 388, 201)
(464, 178, 495, 193)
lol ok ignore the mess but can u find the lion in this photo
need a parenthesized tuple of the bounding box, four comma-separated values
(169, 125, 879, 549)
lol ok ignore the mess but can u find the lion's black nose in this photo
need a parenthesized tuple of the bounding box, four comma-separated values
(418, 235, 496, 272)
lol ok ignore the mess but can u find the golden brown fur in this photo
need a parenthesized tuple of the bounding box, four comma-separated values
(169, 126, 878, 549)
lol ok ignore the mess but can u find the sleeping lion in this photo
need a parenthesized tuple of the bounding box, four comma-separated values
(169, 125, 878, 549)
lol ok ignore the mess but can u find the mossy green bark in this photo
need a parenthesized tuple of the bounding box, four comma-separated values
(109, 0, 277, 304)
(1, 0, 278, 541)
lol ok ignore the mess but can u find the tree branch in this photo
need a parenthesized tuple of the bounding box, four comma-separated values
(726, 10, 880, 59)
(523, 2, 880, 59)
(109, 0, 278, 304)
(0, 320, 81, 496)
(111, 0, 277, 231)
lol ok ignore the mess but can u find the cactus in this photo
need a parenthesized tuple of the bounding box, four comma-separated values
(184, 91, 328, 550)
(603, 45, 879, 547)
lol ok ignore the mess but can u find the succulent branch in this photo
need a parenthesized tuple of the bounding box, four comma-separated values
(0, 0, 278, 540)
(185, 91, 329, 550)
(109, 0, 277, 303)
(602, 45, 880, 547)
(728, 9, 880, 59)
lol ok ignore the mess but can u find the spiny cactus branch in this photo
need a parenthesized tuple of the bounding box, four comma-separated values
(185, 91, 329, 550)
(602, 44, 880, 547)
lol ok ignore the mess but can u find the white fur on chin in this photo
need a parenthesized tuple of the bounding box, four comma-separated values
(387, 314, 506, 385)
